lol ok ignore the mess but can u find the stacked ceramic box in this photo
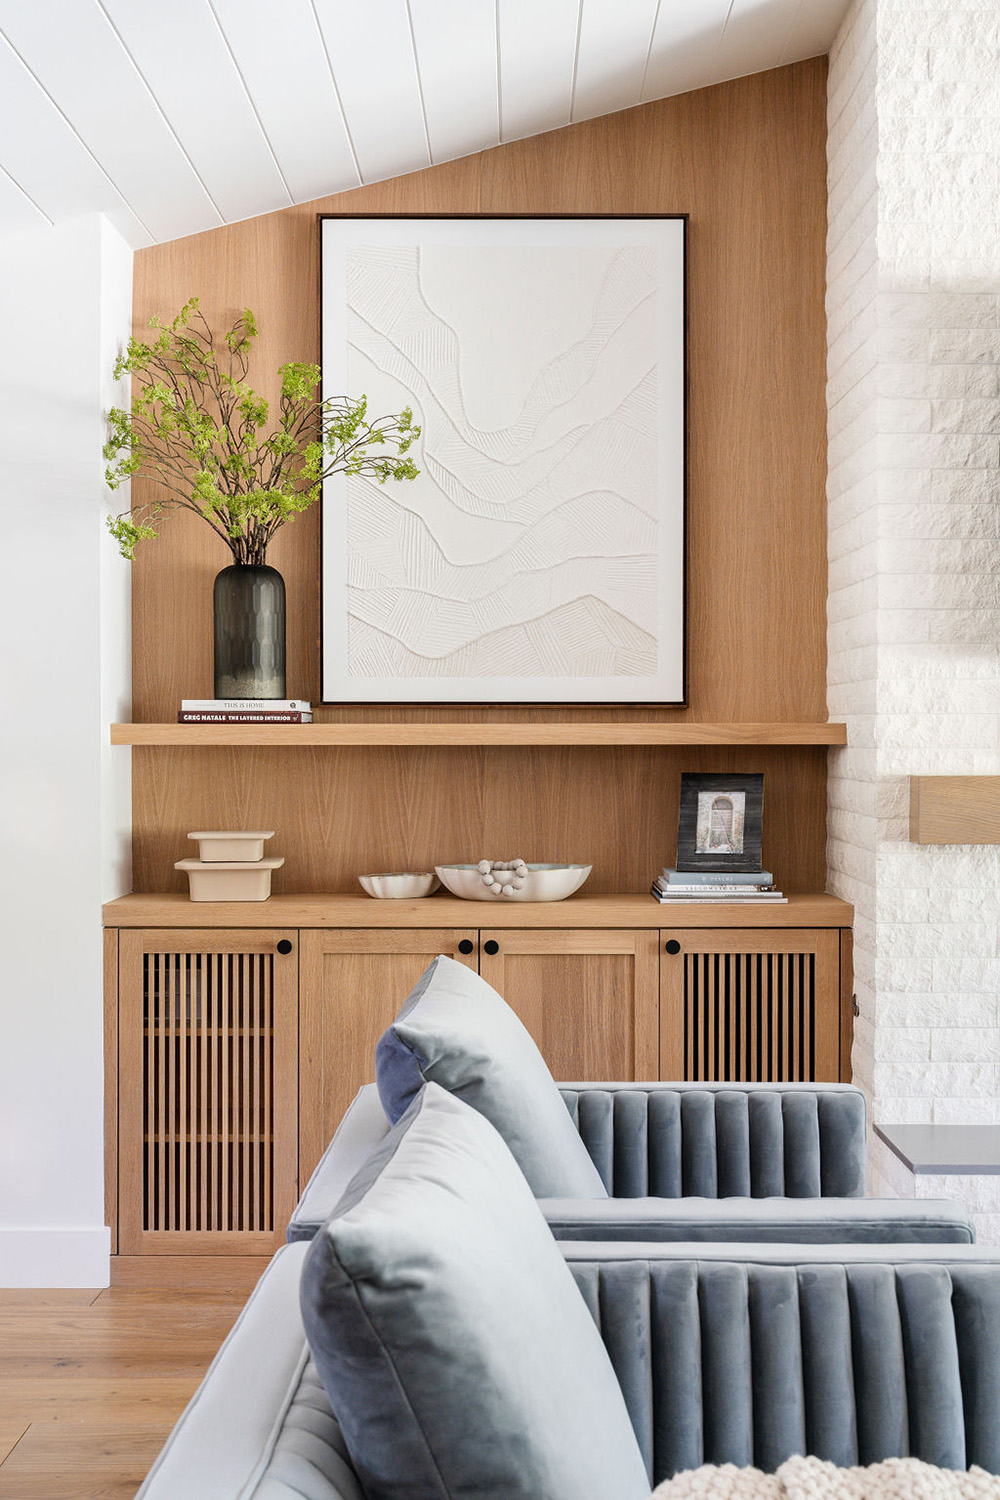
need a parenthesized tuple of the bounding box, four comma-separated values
(175, 831, 283, 901)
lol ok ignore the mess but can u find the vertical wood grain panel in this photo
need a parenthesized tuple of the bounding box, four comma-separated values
(128, 60, 830, 897)
(298, 929, 477, 1180)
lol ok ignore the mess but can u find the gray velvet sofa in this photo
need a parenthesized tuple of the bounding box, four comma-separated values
(136, 1239, 1000, 1499)
(287, 1082, 975, 1245)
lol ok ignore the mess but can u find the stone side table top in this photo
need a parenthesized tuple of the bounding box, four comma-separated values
(875, 1123, 1000, 1176)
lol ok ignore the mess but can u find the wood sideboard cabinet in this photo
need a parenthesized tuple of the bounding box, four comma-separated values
(103, 894, 853, 1259)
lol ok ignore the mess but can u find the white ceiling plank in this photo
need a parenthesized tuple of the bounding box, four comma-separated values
(98, 0, 292, 224)
(209, 0, 361, 202)
(408, 0, 499, 163)
(0, 37, 150, 246)
(0, 0, 221, 244)
(710, 0, 805, 86)
(781, 0, 851, 63)
(572, 0, 659, 124)
(312, 0, 430, 185)
(498, 0, 579, 143)
(640, 1, 731, 102)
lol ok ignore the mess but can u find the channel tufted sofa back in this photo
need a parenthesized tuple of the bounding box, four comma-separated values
(559, 1083, 867, 1199)
(568, 1252, 1000, 1482)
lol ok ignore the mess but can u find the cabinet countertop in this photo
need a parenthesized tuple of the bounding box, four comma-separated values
(103, 892, 853, 929)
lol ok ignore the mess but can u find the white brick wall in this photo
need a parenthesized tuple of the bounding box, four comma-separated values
(828, 1, 1000, 1237)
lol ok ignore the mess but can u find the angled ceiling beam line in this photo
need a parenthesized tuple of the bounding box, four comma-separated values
(638, 0, 663, 103)
(715, 1, 739, 58)
(0, 158, 54, 227)
(307, 0, 363, 187)
(0, 21, 154, 242)
(403, 0, 434, 166)
(92, 0, 225, 227)
(568, 0, 584, 124)
(494, 0, 503, 148)
(778, 0, 807, 63)
(204, 0, 294, 205)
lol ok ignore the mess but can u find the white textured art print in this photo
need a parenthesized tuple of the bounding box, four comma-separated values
(321, 218, 685, 702)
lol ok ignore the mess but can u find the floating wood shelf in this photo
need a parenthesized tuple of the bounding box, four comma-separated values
(103, 892, 853, 930)
(111, 721, 847, 748)
(910, 775, 1000, 844)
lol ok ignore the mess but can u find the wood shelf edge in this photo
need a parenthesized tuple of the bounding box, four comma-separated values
(112, 721, 848, 748)
(102, 891, 854, 930)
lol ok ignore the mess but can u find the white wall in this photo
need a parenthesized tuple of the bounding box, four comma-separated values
(828, 2, 1000, 1240)
(0, 214, 131, 1286)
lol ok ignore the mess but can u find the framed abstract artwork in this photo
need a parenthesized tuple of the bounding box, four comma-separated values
(320, 215, 686, 704)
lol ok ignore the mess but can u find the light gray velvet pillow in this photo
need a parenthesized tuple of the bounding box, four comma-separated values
(375, 954, 607, 1198)
(300, 1083, 650, 1500)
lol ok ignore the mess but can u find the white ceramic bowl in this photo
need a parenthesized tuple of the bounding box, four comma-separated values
(358, 872, 441, 899)
(175, 857, 284, 902)
(188, 830, 275, 862)
(434, 864, 592, 902)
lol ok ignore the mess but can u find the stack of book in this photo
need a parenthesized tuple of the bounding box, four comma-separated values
(178, 698, 313, 724)
(651, 868, 786, 904)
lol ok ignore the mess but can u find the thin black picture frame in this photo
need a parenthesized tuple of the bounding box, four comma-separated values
(317, 211, 688, 707)
(676, 772, 765, 874)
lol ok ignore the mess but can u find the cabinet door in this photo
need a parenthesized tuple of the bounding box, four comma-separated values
(659, 927, 841, 1083)
(478, 929, 659, 1082)
(299, 928, 477, 1180)
(118, 928, 299, 1255)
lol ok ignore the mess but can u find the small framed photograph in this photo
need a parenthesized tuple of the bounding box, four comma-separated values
(676, 772, 764, 873)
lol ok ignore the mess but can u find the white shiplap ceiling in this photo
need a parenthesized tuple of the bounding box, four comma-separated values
(0, 0, 850, 248)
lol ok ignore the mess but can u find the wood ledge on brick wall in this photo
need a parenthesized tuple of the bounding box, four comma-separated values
(909, 775, 1000, 844)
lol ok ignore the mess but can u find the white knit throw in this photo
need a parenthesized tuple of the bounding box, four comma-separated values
(650, 1456, 1000, 1500)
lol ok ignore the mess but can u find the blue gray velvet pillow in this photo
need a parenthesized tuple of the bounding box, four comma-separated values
(375, 954, 607, 1198)
(300, 1082, 650, 1500)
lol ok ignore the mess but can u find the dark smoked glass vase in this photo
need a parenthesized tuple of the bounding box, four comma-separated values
(213, 563, 286, 699)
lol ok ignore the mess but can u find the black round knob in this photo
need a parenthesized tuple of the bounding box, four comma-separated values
(664, 939, 681, 955)
(483, 939, 500, 956)
(457, 939, 475, 955)
(276, 939, 293, 955)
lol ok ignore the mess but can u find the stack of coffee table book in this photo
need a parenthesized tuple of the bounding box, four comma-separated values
(177, 698, 313, 723)
(651, 869, 786, 904)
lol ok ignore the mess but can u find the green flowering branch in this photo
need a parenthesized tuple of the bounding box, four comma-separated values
(104, 297, 420, 563)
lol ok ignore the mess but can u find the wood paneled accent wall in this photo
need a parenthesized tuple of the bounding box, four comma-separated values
(130, 60, 829, 895)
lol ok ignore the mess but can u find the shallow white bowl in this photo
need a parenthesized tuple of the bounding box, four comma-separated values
(434, 864, 592, 902)
(358, 872, 441, 899)
(188, 830, 275, 863)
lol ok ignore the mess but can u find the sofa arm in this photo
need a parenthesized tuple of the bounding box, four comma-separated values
(558, 1083, 868, 1199)
(538, 1195, 975, 1244)
(288, 1084, 390, 1243)
(136, 1244, 363, 1500)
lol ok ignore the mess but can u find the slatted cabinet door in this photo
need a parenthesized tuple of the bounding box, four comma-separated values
(298, 929, 478, 1183)
(659, 927, 841, 1083)
(118, 929, 299, 1255)
(478, 929, 660, 1082)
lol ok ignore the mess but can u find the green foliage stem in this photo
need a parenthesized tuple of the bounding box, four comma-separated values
(104, 296, 421, 563)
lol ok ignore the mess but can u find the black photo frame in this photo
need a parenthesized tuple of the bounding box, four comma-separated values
(675, 772, 764, 874)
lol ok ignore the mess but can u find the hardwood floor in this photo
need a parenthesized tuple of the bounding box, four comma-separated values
(0, 1274, 263, 1499)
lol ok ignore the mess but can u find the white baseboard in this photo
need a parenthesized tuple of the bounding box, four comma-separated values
(0, 1227, 111, 1288)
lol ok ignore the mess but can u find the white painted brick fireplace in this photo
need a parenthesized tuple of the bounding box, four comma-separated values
(828, 0, 1000, 1239)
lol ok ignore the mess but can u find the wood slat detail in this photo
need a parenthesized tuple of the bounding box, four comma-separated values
(141, 949, 276, 1236)
(682, 948, 819, 1083)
